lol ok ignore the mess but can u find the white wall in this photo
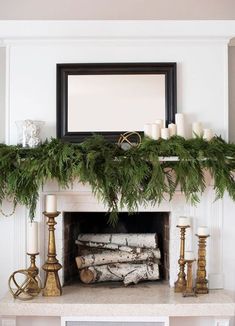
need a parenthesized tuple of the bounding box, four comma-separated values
(0, 47, 6, 142)
(7, 41, 228, 143)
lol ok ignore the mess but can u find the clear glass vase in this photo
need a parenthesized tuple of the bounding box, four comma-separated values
(15, 120, 45, 148)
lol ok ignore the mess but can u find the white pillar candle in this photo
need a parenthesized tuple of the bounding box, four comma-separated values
(27, 221, 39, 254)
(184, 251, 194, 261)
(175, 113, 186, 138)
(144, 123, 152, 138)
(192, 122, 203, 138)
(45, 194, 57, 213)
(178, 216, 190, 226)
(197, 226, 209, 236)
(151, 123, 160, 140)
(161, 128, 169, 140)
(155, 119, 164, 129)
(168, 123, 177, 137)
(203, 128, 214, 141)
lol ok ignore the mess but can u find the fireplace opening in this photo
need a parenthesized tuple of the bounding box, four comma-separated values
(63, 212, 169, 286)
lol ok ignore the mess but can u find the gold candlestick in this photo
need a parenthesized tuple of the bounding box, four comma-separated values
(26, 253, 41, 296)
(174, 225, 190, 292)
(183, 259, 197, 297)
(42, 211, 62, 296)
(195, 234, 210, 294)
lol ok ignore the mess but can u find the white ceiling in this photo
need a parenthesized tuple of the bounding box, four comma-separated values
(0, 0, 235, 20)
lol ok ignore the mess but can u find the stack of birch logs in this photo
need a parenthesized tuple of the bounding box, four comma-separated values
(75, 233, 161, 286)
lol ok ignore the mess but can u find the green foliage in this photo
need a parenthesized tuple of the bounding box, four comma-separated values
(0, 135, 235, 225)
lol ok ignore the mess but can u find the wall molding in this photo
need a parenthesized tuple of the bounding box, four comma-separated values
(0, 20, 234, 43)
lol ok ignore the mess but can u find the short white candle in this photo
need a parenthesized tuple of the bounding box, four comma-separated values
(151, 123, 160, 140)
(45, 194, 57, 213)
(175, 113, 185, 138)
(161, 128, 169, 140)
(155, 119, 164, 129)
(144, 123, 152, 138)
(27, 221, 39, 254)
(178, 216, 190, 226)
(197, 226, 209, 236)
(203, 128, 214, 141)
(168, 123, 177, 137)
(184, 251, 194, 261)
(192, 122, 203, 138)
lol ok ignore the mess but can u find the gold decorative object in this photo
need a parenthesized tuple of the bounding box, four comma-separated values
(8, 253, 41, 300)
(118, 131, 142, 149)
(42, 211, 62, 296)
(195, 234, 210, 294)
(174, 225, 190, 292)
(183, 259, 197, 297)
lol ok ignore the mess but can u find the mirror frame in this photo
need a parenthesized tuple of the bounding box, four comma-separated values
(57, 62, 177, 143)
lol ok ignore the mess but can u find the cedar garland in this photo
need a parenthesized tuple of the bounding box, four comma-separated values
(0, 135, 235, 225)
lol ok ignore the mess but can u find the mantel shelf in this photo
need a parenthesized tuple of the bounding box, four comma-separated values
(0, 283, 234, 318)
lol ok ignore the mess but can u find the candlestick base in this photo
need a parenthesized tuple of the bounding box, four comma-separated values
(174, 276, 187, 292)
(195, 279, 209, 294)
(42, 264, 62, 296)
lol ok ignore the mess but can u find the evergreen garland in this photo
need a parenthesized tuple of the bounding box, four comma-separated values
(0, 135, 235, 225)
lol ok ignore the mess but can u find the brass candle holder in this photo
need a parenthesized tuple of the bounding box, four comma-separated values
(26, 252, 41, 296)
(42, 211, 62, 296)
(183, 259, 197, 297)
(174, 225, 190, 292)
(195, 234, 210, 294)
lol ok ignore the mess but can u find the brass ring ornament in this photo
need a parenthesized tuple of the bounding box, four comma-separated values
(8, 269, 41, 300)
(118, 131, 142, 150)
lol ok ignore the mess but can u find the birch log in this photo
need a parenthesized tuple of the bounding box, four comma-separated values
(76, 248, 161, 269)
(79, 263, 160, 285)
(76, 240, 140, 253)
(77, 233, 158, 249)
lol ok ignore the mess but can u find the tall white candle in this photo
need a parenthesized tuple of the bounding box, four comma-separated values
(192, 122, 203, 138)
(151, 123, 160, 140)
(178, 216, 190, 226)
(184, 251, 194, 261)
(175, 113, 185, 138)
(168, 123, 177, 137)
(161, 128, 170, 140)
(197, 226, 209, 236)
(45, 194, 57, 213)
(144, 123, 152, 138)
(27, 221, 39, 254)
(203, 128, 214, 141)
(155, 119, 164, 129)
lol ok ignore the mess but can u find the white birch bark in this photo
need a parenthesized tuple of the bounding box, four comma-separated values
(77, 233, 158, 249)
(76, 248, 160, 269)
(79, 263, 160, 285)
(76, 240, 140, 253)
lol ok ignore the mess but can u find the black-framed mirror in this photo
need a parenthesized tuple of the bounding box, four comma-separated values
(57, 62, 177, 143)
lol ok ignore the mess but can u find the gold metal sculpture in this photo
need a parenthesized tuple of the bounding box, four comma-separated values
(42, 211, 62, 296)
(8, 253, 41, 300)
(174, 225, 190, 292)
(118, 131, 142, 149)
(183, 259, 197, 297)
(195, 234, 210, 294)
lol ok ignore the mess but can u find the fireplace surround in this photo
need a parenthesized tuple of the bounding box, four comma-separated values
(35, 179, 224, 290)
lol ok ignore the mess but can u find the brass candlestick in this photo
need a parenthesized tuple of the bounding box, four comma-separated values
(174, 225, 190, 292)
(42, 211, 62, 296)
(183, 259, 197, 297)
(26, 253, 41, 296)
(195, 234, 210, 294)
